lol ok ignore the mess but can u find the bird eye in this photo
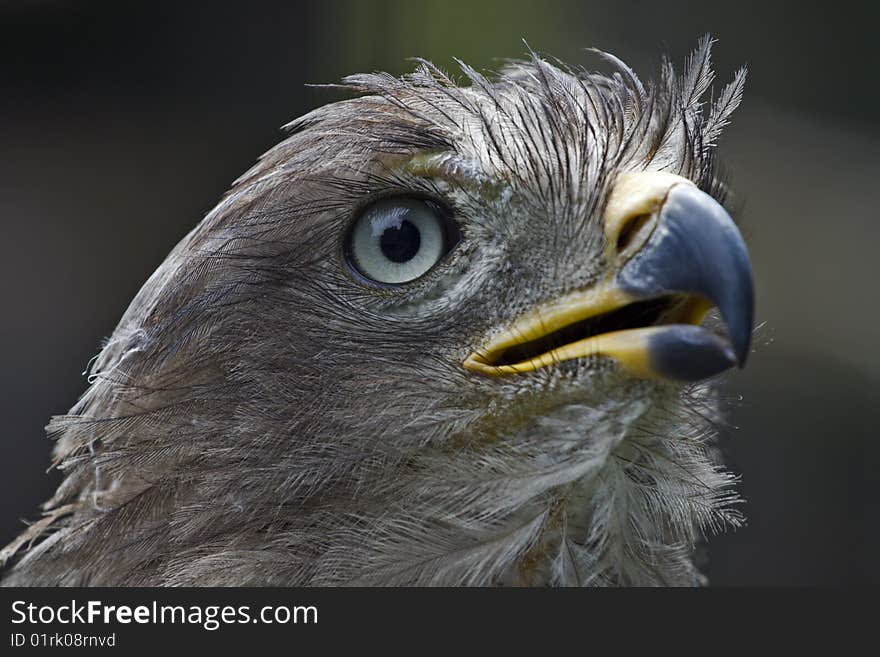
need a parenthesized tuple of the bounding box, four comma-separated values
(345, 197, 459, 285)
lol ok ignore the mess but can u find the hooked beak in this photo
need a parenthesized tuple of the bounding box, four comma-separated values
(463, 172, 755, 382)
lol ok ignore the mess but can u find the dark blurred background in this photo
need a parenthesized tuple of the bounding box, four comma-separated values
(1, 0, 877, 585)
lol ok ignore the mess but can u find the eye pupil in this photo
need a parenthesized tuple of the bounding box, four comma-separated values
(379, 220, 421, 263)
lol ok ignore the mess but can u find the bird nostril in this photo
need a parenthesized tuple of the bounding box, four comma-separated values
(616, 213, 653, 253)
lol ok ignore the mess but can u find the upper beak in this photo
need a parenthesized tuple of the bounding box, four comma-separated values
(463, 172, 755, 382)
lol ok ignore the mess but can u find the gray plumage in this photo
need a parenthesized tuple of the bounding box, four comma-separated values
(2, 37, 748, 586)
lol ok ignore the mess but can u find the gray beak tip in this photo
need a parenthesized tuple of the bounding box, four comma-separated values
(619, 182, 755, 380)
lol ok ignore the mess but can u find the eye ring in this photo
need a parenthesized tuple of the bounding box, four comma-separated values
(343, 196, 460, 288)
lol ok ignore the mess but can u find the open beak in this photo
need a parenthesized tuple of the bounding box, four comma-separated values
(463, 172, 755, 382)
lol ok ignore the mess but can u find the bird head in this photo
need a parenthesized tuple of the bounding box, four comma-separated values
(3, 38, 753, 586)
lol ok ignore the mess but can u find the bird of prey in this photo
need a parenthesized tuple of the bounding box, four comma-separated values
(2, 37, 753, 586)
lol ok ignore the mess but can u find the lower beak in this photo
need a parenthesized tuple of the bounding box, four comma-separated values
(463, 182, 755, 382)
